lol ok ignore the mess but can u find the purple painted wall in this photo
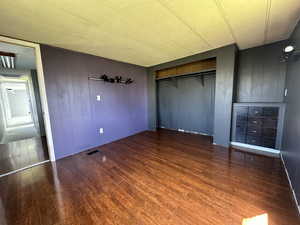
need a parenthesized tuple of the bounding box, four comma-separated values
(40, 45, 148, 159)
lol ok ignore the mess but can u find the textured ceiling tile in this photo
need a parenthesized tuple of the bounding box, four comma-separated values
(218, 0, 268, 49)
(0, 0, 299, 66)
(158, 0, 234, 48)
(266, 0, 300, 43)
(118, 1, 208, 51)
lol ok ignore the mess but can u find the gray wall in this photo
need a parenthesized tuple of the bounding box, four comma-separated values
(41, 45, 148, 159)
(282, 21, 300, 206)
(236, 41, 287, 103)
(157, 74, 215, 135)
(148, 44, 237, 147)
(31, 70, 46, 136)
(0, 101, 4, 142)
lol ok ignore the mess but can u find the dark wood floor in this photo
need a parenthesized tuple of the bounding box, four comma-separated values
(0, 136, 49, 175)
(0, 129, 299, 225)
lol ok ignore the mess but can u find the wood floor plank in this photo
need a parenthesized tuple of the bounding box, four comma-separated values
(0, 137, 49, 175)
(0, 129, 299, 225)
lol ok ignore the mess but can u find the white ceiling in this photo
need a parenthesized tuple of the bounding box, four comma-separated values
(0, 42, 36, 70)
(0, 0, 299, 66)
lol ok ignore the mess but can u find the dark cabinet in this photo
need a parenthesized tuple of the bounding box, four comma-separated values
(249, 107, 263, 117)
(246, 136, 261, 146)
(233, 105, 279, 149)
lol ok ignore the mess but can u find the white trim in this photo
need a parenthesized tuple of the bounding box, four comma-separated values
(280, 153, 300, 215)
(231, 141, 280, 157)
(177, 129, 210, 136)
(0, 160, 50, 178)
(0, 36, 55, 161)
(160, 127, 211, 136)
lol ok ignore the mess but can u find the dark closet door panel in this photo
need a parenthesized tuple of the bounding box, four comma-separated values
(158, 74, 215, 135)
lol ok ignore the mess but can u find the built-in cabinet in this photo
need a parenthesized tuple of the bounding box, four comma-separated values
(232, 103, 285, 149)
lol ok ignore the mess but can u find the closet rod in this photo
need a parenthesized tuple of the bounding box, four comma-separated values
(156, 70, 216, 81)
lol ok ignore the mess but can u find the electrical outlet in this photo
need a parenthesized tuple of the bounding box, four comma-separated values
(99, 128, 104, 134)
(96, 95, 101, 101)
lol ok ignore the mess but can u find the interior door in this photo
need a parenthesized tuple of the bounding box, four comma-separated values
(1, 81, 33, 127)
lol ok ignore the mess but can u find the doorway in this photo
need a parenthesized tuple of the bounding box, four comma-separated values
(0, 40, 52, 176)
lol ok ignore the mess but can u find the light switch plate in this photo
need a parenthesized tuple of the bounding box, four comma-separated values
(96, 95, 101, 101)
(284, 88, 288, 97)
(99, 128, 104, 134)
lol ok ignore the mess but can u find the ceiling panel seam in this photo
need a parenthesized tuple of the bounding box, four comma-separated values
(57, 6, 186, 61)
(156, 0, 212, 48)
(213, 0, 238, 45)
(263, 0, 272, 44)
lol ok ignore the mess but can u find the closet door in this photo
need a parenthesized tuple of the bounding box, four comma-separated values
(157, 74, 215, 135)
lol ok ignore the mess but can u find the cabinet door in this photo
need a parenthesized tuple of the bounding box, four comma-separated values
(263, 118, 278, 128)
(262, 128, 277, 138)
(263, 107, 278, 117)
(247, 126, 262, 137)
(249, 107, 263, 117)
(262, 137, 276, 148)
(234, 106, 248, 143)
(248, 117, 263, 126)
(234, 105, 280, 149)
(246, 136, 261, 146)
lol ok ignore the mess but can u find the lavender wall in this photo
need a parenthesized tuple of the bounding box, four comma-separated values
(40, 45, 148, 159)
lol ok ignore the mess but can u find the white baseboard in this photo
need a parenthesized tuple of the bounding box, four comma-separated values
(159, 127, 211, 136)
(280, 153, 300, 215)
(231, 142, 280, 157)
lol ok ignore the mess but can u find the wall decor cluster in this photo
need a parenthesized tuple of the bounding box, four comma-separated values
(88, 74, 134, 85)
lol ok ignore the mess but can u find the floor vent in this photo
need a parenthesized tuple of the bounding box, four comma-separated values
(87, 150, 99, 155)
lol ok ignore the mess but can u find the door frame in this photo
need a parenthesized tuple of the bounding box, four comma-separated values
(0, 35, 55, 161)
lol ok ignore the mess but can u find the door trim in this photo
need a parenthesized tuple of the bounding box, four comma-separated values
(0, 36, 56, 161)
